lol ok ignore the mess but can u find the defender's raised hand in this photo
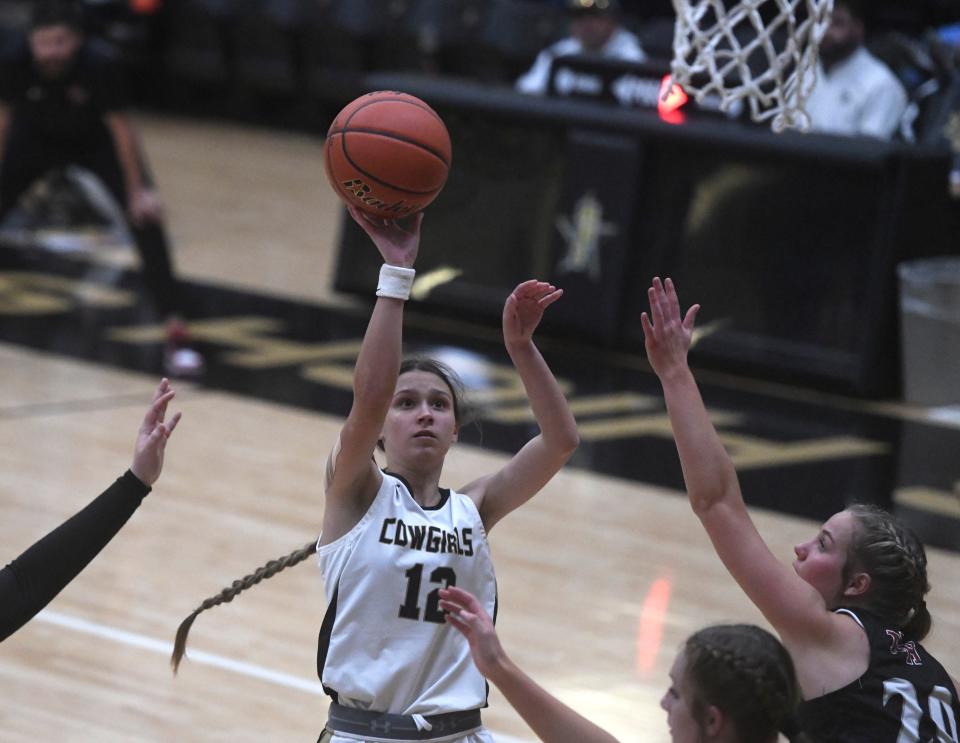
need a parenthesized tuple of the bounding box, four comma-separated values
(640, 277, 700, 379)
(131, 378, 182, 486)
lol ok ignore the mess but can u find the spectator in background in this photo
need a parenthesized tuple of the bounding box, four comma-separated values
(516, 0, 645, 96)
(806, 0, 908, 139)
(0, 0, 202, 375)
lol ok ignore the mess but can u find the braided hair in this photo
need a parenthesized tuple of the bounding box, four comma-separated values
(684, 624, 809, 743)
(844, 504, 932, 640)
(171, 540, 318, 672)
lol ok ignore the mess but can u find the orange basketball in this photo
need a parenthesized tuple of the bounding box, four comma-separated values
(324, 91, 452, 219)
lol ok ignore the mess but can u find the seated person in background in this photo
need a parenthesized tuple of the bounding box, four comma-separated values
(516, 0, 645, 96)
(806, 0, 908, 139)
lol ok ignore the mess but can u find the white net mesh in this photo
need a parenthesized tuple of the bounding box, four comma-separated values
(669, 0, 835, 132)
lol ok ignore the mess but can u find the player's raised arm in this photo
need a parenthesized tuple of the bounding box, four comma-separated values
(463, 280, 579, 530)
(320, 207, 424, 543)
(642, 278, 834, 644)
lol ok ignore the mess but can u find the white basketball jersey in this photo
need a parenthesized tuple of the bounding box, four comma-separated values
(317, 472, 497, 716)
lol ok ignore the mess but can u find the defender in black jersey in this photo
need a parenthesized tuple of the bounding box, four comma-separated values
(799, 608, 959, 742)
(643, 276, 959, 743)
(1, 379, 180, 642)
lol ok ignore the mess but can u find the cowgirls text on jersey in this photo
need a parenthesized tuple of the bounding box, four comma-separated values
(378, 517, 474, 557)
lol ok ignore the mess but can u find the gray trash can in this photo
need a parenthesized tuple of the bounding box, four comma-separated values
(898, 257, 960, 406)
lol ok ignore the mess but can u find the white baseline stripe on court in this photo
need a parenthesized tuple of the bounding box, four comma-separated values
(37, 608, 324, 693)
(34, 609, 534, 743)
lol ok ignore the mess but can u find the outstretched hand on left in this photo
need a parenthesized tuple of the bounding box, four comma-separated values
(131, 378, 182, 487)
(502, 279, 563, 347)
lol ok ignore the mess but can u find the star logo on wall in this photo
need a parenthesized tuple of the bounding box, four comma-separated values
(555, 192, 618, 281)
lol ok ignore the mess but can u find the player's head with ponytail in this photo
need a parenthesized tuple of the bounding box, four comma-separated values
(844, 504, 932, 640)
(171, 540, 318, 673)
(399, 358, 469, 425)
(377, 357, 476, 458)
(666, 624, 809, 743)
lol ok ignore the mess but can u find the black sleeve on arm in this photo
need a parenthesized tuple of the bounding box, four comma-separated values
(0, 470, 151, 642)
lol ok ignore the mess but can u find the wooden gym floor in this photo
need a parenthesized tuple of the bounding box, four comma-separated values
(0, 114, 958, 742)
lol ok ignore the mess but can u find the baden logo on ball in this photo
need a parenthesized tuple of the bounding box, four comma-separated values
(324, 91, 452, 218)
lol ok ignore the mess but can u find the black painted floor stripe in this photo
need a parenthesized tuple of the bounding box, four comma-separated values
(1, 244, 958, 553)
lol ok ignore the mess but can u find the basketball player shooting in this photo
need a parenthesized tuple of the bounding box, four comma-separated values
(171, 201, 580, 743)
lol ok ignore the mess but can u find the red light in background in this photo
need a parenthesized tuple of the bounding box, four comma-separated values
(130, 0, 162, 14)
(658, 76, 688, 125)
(635, 576, 672, 677)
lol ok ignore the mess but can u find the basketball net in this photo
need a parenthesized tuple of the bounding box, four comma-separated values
(669, 0, 835, 132)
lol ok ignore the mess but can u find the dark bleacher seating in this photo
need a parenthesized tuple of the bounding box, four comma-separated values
(300, 0, 415, 110)
(373, 0, 490, 76)
(82, 0, 164, 105)
(634, 15, 675, 66)
(462, 0, 566, 85)
(161, 0, 234, 99)
(231, 0, 305, 99)
(0, 1, 29, 62)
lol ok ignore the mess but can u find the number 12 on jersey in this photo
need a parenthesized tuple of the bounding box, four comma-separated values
(399, 563, 456, 623)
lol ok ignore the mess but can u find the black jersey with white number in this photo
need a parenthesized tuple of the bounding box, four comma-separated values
(798, 608, 960, 742)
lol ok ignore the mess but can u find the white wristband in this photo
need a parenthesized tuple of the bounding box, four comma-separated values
(376, 264, 416, 300)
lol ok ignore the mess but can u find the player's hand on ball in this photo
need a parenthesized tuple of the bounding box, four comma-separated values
(347, 205, 422, 269)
